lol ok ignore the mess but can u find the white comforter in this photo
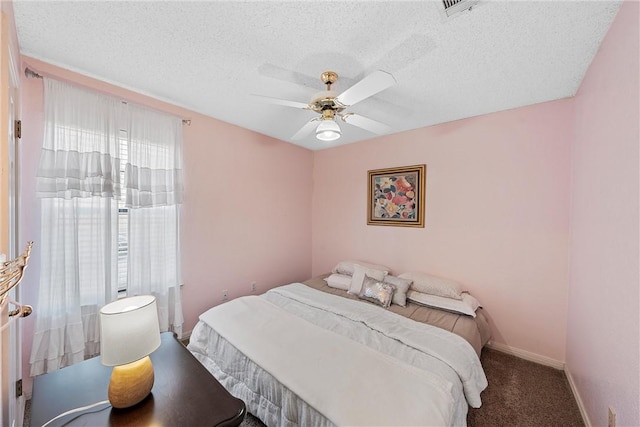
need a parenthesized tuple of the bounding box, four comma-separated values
(189, 283, 487, 426)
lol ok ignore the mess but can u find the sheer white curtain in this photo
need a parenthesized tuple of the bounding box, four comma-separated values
(30, 79, 121, 375)
(125, 105, 184, 337)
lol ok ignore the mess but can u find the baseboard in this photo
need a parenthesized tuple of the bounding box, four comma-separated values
(486, 341, 565, 370)
(565, 365, 592, 427)
(180, 329, 192, 344)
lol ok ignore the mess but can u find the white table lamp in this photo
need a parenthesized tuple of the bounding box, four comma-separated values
(100, 295, 161, 409)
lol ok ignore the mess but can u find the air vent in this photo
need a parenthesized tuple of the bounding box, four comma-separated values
(442, 0, 480, 18)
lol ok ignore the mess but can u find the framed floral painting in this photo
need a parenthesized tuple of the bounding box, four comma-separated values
(367, 164, 426, 227)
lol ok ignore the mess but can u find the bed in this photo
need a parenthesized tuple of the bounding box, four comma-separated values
(188, 275, 491, 426)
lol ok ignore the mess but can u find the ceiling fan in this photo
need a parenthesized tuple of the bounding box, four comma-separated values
(254, 70, 397, 142)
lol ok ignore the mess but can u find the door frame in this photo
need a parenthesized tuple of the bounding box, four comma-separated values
(1, 9, 23, 427)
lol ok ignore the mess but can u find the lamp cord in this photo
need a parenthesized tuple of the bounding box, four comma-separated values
(41, 400, 111, 427)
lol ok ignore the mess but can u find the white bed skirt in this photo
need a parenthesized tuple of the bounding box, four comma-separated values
(190, 321, 333, 427)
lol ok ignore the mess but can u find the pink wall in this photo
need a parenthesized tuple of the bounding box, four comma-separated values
(567, 1, 639, 426)
(18, 57, 313, 394)
(16, 5, 638, 423)
(312, 100, 573, 361)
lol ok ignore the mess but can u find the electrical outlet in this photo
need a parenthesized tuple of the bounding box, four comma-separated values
(608, 407, 616, 427)
(222, 290, 228, 301)
(251, 281, 257, 292)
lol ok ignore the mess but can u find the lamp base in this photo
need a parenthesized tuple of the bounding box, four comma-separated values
(108, 356, 155, 409)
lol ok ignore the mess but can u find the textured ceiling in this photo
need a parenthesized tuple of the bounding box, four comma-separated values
(13, 1, 621, 150)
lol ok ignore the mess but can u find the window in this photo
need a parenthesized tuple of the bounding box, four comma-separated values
(117, 130, 128, 294)
(32, 79, 184, 376)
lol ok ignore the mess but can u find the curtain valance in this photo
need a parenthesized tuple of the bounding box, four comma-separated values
(36, 79, 122, 199)
(125, 104, 184, 208)
(37, 149, 121, 198)
(36, 78, 184, 207)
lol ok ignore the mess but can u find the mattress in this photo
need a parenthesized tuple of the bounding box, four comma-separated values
(188, 282, 488, 427)
(302, 274, 491, 356)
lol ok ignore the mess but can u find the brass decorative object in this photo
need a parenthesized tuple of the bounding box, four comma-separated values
(0, 242, 33, 317)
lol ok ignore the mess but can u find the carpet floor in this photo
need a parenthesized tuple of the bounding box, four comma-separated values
(467, 347, 583, 427)
(25, 347, 584, 427)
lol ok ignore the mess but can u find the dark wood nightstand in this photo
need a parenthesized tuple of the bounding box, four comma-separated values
(30, 332, 246, 426)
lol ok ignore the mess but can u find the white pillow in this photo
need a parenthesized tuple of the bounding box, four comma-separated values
(398, 272, 464, 300)
(407, 290, 481, 317)
(383, 275, 412, 307)
(348, 264, 387, 295)
(332, 260, 391, 276)
(323, 273, 351, 291)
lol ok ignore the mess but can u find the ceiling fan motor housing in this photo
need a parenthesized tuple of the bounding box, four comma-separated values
(310, 92, 344, 116)
(310, 71, 345, 116)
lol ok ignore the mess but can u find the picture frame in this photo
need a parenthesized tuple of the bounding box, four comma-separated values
(367, 164, 426, 227)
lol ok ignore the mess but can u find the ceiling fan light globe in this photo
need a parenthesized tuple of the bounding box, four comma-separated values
(315, 120, 341, 141)
(316, 130, 340, 141)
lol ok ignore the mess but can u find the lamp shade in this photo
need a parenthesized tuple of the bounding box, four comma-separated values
(100, 295, 161, 367)
(316, 119, 341, 141)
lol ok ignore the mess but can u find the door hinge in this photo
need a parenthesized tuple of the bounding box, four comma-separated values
(14, 120, 21, 139)
(15, 379, 22, 397)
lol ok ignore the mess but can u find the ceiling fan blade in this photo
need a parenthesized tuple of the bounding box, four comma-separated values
(251, 94, 310, 110)
(291, 118, 320, 140)
(258, 63, 321, 90)
(341, 113, 392, 135)
(370, 33, 436, 75)
(335, 70, 397, 107)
